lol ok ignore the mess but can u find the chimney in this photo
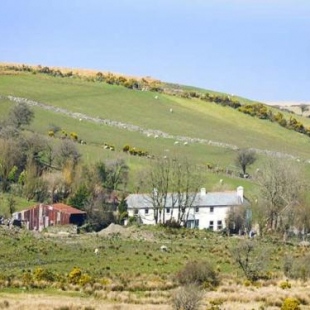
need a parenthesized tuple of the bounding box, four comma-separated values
(200, 188, 206, 196)
(237, 186, 244, 203)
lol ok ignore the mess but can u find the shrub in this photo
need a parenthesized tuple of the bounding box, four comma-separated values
(176, 260, 219, 287)
(123, 144, 130, 152)
(279, 280, 291, 289)
(171, 284, 203, 310)
(33, 267, 56, 282)
(284, 254, 310, 281)
(281, 297, 300, 310)
(68, 267, 82, 284)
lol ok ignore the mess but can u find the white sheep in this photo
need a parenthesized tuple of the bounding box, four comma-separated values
(160, 245, 168, 252)
(183, 142, 188, 146)
(169, 108, 173, 113)
(94, 248, 99, 255)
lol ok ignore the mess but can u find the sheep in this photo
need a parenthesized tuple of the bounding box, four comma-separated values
(174, 141, 179, 145)
(94, 248, 99, 255)
(154, 96, 158, 100)
(160, 245, 168, 252)
(169, 108, 173, 113)
(183, 141, 188, 146)
(154, 135, 159, 139)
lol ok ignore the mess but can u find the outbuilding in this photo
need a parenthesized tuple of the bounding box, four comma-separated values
(12, 203, 86, 231)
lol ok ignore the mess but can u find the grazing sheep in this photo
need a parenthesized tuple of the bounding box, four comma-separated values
(169, 108, 173, 113)
(160, 245, 168, 252)
(174, 141, 179, 145)
(183, 142, 188, 146)
(94, 248, 99, 255)
(154, 135, 159, 139)
(154, 96, 158, 99)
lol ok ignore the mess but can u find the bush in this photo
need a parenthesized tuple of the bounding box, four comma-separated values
(284, 254, 310, 281)
(279, 280, 291, 289)
(172, 284, 203, 310)
(281, 297, 300, 310)
(176, 260, 219, 287)
(33, 267, 56, 282)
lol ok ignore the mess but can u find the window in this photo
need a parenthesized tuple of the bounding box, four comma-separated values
(195, 207, 199, 213)
(145, 208, 149, 215)
(134, 209, 138, 215)
(166, 208, 170, 214)
(217, 220, 222, 230)
(186, 219, 199, 229)
(210, 206, 214, 213)
(209, 221, 214, 230)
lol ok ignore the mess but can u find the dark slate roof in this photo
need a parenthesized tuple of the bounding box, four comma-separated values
(126, 191, 247, 209)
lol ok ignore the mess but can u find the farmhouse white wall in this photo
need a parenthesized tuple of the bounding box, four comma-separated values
(127, 187, 248, 231)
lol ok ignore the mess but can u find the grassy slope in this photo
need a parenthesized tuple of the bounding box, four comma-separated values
(1, 72, 310, 160)
(0, 70, 310, 207)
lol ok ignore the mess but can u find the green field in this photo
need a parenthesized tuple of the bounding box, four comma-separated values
(1, 68, 310, 206)
(1, 66, 310, 309)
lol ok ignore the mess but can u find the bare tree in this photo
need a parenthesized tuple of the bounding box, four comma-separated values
(8, 102, 34, 129)
(170, 158, 203, 225)
(235, 149, 257, 176)
(53, 139, 81, 169)
(230, 240, 271, 281)
(142, 157, 203, 225)
(256, 158, 306, 232)
(146, 157, 171, 224)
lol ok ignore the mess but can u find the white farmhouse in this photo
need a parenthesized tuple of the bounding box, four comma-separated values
(126, 186, 249, 230)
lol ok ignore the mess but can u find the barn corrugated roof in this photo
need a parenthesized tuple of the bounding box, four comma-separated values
(51, 203, 86, 215)
(22, 203, 86, 215)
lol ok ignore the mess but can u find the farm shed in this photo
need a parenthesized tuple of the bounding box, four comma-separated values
(12, 203, 86, 231)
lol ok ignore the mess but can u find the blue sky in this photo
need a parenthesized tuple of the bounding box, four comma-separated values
(1, 0, 309, 102)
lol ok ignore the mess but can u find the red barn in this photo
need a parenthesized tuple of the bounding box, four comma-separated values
(12, 203, 86, 231)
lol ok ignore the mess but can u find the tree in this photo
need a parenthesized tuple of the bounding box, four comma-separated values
(7, 195, 16, 216)
(170, 159, 203, 225)
(230, 240, 271, 281)
(53, 139, 81, 169)
(0, 138, 25, 192)
(235, 149, 257, 176)
(8, 102, 34, 129)
(145, 157, 171, 224)
(256, 158, 306, 233)
(141, 157, 203, 225)
(104, 158, 129, 192)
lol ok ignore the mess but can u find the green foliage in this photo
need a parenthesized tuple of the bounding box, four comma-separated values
(281, 297, 300, 310)
(67, 184, 90, 210)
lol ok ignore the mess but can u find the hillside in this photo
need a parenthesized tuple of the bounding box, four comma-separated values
(0, 63, 310, 197)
